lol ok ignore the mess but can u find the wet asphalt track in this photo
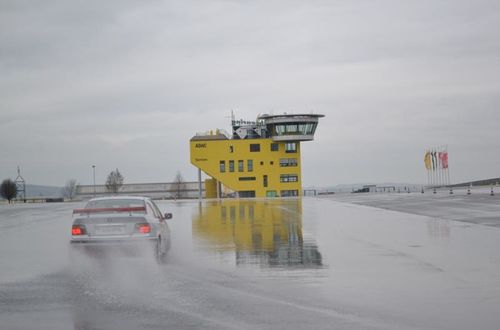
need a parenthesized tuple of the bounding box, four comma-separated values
(1, 196, 500, 329)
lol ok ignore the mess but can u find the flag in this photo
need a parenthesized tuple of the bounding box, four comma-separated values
(441, 152, 449, 169)
(432, 151, 437, 170)
(424, 151, 431, 170)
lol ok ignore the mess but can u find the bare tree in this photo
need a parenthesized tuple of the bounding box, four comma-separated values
(173, 171, 185, 199)
(105, 168, 124, 194)
(1, 179, 18, 203)
(61, 179, 78, 200)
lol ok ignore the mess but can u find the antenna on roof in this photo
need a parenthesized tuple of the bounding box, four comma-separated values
(226, 109, 236, 126)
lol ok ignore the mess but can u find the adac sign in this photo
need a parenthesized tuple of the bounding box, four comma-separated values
(195, 143, 207, 148)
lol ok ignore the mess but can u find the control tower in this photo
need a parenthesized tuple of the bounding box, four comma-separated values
(190, 113, 324, 198)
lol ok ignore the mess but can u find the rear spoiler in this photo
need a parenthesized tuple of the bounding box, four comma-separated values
(73, 206, 146, 214)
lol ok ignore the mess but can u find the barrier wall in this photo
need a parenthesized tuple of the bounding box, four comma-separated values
(76, 181, 205, 199)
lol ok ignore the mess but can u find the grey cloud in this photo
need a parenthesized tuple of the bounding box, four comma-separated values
(1, 0, 499, 186)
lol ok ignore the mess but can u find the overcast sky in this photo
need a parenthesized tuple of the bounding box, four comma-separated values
(1, 0, 499, 187)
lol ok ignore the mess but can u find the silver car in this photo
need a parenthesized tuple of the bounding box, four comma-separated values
(70, 196, 172, 262)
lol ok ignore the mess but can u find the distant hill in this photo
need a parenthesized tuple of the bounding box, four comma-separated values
(450, 178, 500, 188)
(24, 184, 62, 197)
(305, 182, 425, 193)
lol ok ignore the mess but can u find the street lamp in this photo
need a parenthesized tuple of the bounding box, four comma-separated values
(92, 165, 96, 197)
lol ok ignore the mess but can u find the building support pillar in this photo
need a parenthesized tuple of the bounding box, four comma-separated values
(198, 169, 202, 201)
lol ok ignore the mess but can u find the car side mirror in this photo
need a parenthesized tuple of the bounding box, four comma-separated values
(164, 213, 173, 220)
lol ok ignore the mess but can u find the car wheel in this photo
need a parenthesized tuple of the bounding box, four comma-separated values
(155, 237, 167, 264)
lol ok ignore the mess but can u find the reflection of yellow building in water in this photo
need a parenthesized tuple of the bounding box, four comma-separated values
(192, 199, 322, 267)
(190, 113, 324, 198)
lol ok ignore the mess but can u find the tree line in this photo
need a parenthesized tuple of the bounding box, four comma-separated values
(1, 168, 186, 203)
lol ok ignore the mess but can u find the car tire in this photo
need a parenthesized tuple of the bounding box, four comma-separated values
(155, 237, 168, 264)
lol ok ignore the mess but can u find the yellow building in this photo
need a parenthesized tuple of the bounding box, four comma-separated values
(190, 113, 324, 198)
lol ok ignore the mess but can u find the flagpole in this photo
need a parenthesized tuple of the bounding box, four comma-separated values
(437, 148, 440, 187)
(428, 150, 431, 187)
(425, 149, 429, 186)
(446, 145, 451, 186)
(435, 149, 438, 187)
(428, 149, 432, 187)
(430, 149, 433, 187)
(441, 146, 450, 186)
(438, 146, 443, 187)
(433, 149, 436, 187)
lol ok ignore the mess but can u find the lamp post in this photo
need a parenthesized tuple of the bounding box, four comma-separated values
(92, 165, 96, 197)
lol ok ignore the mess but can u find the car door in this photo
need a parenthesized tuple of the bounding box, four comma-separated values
(147, 200, 170, 239)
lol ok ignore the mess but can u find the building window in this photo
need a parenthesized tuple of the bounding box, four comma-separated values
(273, 123, 317, 136)
(263, 175, 268, 188)
(220, 161, 226, 172)
(239, 177, 256, 181)
(271, 143, 279, 151)
(266, 190, 277, 197)
(279, 158, 298, 167)
(247, 160, 253, 172)
(280, 174, 298, 183)
(260, 161, 264, 165)
(285, 142, 297, 153)
(250, 144, 260, 152)
(229, 160, 234, 172)
(298, 123, 317, 135)
(270, 161, 274, 165)
(229, 146, 234, 153)
(281, 190, 298, 197)
(238, 160, 244, 172)
(274, 125, 284, 135)
(239, 191, 256, 198)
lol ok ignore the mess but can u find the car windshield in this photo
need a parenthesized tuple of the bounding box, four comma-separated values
(85, 199, 146, 213)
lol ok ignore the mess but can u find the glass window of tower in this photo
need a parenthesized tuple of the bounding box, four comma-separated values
(285, 142, 297, 153)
